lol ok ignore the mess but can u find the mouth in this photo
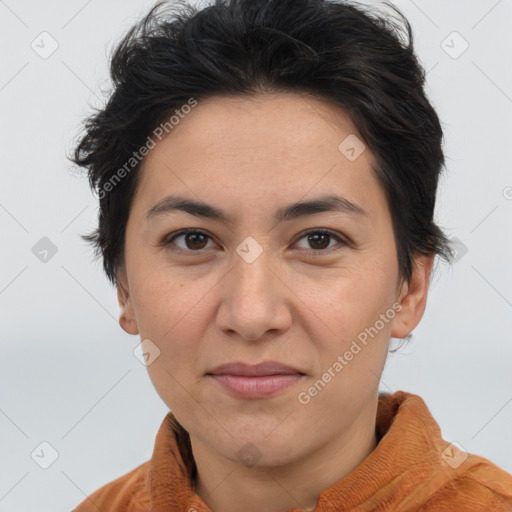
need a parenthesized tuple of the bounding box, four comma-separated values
(206, 360, 305, 377)
(206, 373, 305, 399)
(205, 360, 306, 399)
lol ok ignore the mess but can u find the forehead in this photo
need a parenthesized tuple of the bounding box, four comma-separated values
(133, 92, 386, 223)
(145, 92, 369, 161)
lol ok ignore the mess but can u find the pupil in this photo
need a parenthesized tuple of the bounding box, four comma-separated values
(309, 233, 329, 249)
(187, 233, 206, 250)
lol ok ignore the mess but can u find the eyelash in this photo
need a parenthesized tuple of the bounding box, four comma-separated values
(160, 228, 347, 256)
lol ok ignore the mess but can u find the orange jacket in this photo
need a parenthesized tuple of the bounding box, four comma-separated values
(72, 390, 512, 511)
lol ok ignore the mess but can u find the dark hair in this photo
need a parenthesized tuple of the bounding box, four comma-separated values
(69, 0, 453, 288)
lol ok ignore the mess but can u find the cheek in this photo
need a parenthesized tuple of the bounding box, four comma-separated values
(138, 284, 205, 420)
(130, 264, 202, 338)
(129, 266, 212, 365)
(323, 259, 395, 329)
(310, 259, 397, 379)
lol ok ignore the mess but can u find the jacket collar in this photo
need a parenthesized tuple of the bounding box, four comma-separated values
(146, 391, 453, 511)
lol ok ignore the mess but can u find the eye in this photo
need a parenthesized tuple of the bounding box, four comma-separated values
(161, 228, 347, 255)
(162, 229, 216, 253)
(294, 229, 347, 255)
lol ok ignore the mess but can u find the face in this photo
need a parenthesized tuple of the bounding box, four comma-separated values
(117, 92, 431, 468)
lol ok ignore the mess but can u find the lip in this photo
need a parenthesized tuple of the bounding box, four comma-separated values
(206, 360, 305, 399)
(207, 374, 304, 399)
(207, 360, 304, 377)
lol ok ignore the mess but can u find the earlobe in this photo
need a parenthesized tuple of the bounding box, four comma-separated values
(116, 268, 139, 335)
(390, 253, 435, 339)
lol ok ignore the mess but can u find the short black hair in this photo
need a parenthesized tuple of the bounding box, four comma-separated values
(69, 0, 454, 288)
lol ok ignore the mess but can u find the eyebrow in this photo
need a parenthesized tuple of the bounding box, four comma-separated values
(145, 193, 368, 225)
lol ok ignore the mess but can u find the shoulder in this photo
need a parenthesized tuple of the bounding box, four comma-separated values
(72, 460, 151, 512)
(418, 454, 512, 511)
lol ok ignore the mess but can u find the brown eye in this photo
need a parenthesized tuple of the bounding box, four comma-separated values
(163, 230, 214, 252)
(307, 232, 331, 250)
(183, 232, 209, 250)
(295, 229, 347, 254)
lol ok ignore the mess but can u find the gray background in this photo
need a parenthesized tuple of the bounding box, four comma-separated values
(0, 0, 511, 510)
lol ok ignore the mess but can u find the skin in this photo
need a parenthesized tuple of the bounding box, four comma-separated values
(116, 92, 434, 512)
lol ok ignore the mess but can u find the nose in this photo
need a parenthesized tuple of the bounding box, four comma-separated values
(215, 248, 292, 342)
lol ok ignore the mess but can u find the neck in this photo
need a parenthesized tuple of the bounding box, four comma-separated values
(191, 398, 379, 512)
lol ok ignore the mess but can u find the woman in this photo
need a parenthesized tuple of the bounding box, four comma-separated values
(70, 0, 512, 510)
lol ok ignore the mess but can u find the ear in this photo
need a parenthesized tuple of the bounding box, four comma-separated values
(116, 266, 139, 335)
(390, 253, 435, 339)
